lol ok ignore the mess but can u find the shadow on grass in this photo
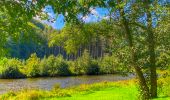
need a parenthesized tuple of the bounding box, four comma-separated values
(82, 91, 95, 95)
(153, 96, 170, 100)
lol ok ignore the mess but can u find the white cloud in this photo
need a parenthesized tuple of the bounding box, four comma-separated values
(80, 8, 100, 23)
(81, 15, 98, 23)
(82, 15, 89, 21)
(103, 16, 110, 20)
(89, 8, 98, 16)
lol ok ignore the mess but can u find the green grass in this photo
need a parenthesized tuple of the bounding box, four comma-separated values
(1, 75, 170, 100)
(46, 86, 138, 100)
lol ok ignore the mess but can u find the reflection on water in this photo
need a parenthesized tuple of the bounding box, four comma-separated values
(0, 74, 133, 94)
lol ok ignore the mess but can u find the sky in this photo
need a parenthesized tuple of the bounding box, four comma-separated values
(41, 0, 170, 30)
(42, 6, 109, 30)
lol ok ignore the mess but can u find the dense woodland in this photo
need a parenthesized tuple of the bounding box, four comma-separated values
(5, 20, 111, 59)
(0, 0, 170, 100)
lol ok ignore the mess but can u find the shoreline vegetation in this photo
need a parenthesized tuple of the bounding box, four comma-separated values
(0, 52, 130, 79)
(1, 73, 170, 100)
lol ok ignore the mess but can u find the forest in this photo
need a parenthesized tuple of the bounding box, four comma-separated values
(0, 0, 170, 100)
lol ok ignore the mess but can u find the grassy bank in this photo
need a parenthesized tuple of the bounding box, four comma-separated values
(1, 75, 170, 100)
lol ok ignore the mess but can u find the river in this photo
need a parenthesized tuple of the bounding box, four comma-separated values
(0, 74, 133, 94)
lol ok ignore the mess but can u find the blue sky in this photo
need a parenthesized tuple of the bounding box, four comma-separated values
(41, 0, 170, 30)
(42, 6, 109, 30)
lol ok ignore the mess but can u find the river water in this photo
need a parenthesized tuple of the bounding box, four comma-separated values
(0, 74, 133, 94)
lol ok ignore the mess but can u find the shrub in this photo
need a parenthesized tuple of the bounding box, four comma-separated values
(68, 59, 84, 75)
(39, 57, 49, 76)
(99, 55, 130, 74)
(24, 53, 40, 77)
(0, 57, 8, 65)
(45, 55, 56, 76)
(99, 55, 115, 74)
(78, 50, 91, 74)
(54, 55, 71, 76)
(69, 50, 100, 75)
(86, 60, 100, 75)
(68, 50, 91, 75)
(67, 61, 75, 75)
(0, 59, 25, 78)
(47, 55, 71, 76)
(158, 76, 170, 96)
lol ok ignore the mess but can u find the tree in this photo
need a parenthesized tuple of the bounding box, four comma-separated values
(0, 0, 40, 57)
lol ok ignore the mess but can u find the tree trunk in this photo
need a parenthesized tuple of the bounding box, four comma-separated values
(144, 0, 157, 98)
(148, 29, 157, 98)
(122, 17, 150, 99)
(118, 1, 150, 98)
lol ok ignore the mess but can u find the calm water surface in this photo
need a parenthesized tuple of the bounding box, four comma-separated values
(0, 74, 133, 94)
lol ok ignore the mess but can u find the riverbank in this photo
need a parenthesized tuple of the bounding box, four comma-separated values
(0, 54, 129, 79)
(1, 75, 170, 100)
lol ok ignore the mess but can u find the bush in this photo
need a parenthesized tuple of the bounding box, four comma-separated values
(44, 55, 56, 76)
(69, 50, 100, 75)
(0, 58, 25, 78)
(158, 76, 170, 96)
(55, 55, 71, 76)
(0, 50, 130, 78)
(86, 60, 100, 75)
(67, 61, 75, 75)
(68, 50, 91, 75)
(24, 53, 41, 77)
(39, 57, 49, 76)
(0, 57, 8, 65)
(68, 59, 84, 75)
(78, 50, 91, 74)
(46, 55, 71, 76)
(99, 55, 115, 74)
(99, 55, 130, 74)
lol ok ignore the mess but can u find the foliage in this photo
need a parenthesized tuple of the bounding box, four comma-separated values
(68, 50, 90, 75)
(69, 50, 100, 75)
(99, 55, 116, 74)
(39, 55, 71, 76)
(41, 55, 56, 76)
(24, 53, 41, 77)
(39, 56, 49, 76)
(51, 55, 70, 76)
(0, 58, 25, 78)
(157, 70, 170, 96)
(156, 51, 170, 70)
(87, 60, 100, 75)
(78, 50, 92, 75)
(0, 50, 136, 79)
(0, 58, 8, 65)
(99, 54, 131, 74)
(6, 20, 56, 59)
